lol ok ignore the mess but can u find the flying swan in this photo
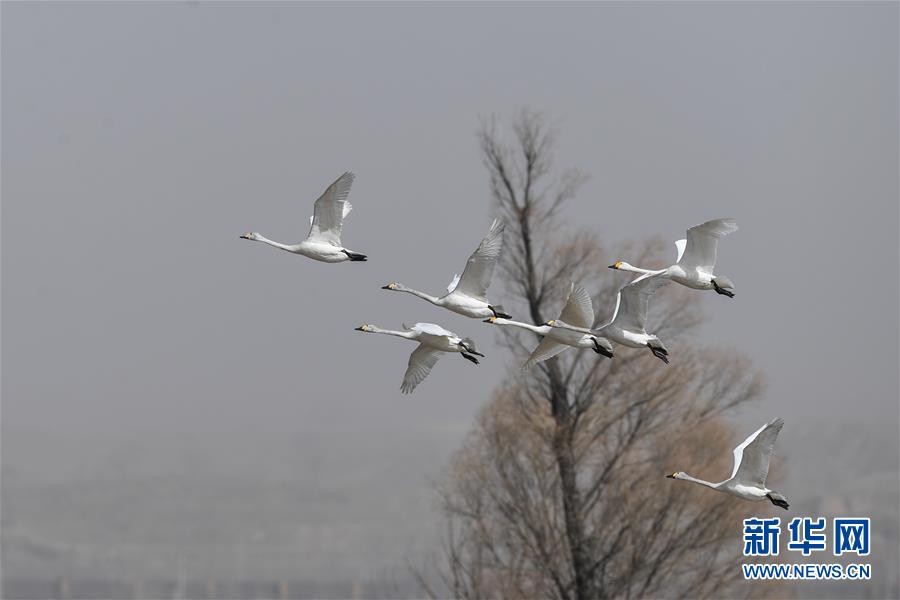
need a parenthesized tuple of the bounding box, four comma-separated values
(354, 322, 483, 394)
(240, 172, 367, 263)
(609, 218, 738, 297)
(547, 273, 671, 363)
(667, 418, 790, 510)
(484, 282, 613, 369)
(382, 219, 509, 319)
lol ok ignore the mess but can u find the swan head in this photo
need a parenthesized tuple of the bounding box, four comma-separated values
(544, 319, 557, 327)
(354, 324, 373, 332)
(483, 316, 497, 323)
(666, 471, 685, 480)
(239, 232, 261, 241)
(381, 282, 401, 291)
(609, 260, 641, 271)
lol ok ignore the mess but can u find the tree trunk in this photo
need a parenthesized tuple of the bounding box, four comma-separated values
(519, 207, 592, 600)
(551, 386, 592, 600)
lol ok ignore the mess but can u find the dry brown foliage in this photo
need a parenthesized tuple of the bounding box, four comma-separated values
(422, 111, 778, 600)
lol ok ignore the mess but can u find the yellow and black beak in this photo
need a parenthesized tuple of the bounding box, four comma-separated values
(483, 316, 497, 323)
(608, 261, 622, 270)
(665, 472, 677, 479)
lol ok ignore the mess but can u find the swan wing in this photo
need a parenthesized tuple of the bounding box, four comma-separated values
(612, 273, 670, 332)
(674, 239, 687, 263)
(306, 172, 355, 246)
(731, 418, 784, 485)
(454, 219, 504, 301)
(677, 218, 737, 274)
(607, 290, 623, 326)
(523, 337, 568, 370)
(446, 273, 461, 294)
(410, 322, 455, 338)
(547, 319, 593, 335)
(558, 282, 595, 329)
(401, 344, 442, 394)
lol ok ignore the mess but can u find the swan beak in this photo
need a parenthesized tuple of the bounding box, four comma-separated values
(381, 283, 396, 290)
(239, 234, 250, 240)
(483, 317, 496, 323)
(546, 320, 556, 326)
(666, 473, 676, 479)
(354, 326, 367, 332)
(608, 261, 622, 269)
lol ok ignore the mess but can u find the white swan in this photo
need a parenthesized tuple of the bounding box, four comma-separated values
(667, 418, 789, 510)
(382, 219, 509, 319)
(240, 172, 367, 263)
(610, 218, 737, 297)
(354, 322, 483, 394)
(484, 283, 613, 369)
(546, 273, 671, 363)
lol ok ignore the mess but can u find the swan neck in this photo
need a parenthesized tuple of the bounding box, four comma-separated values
(494, 319, 548, 335)
(401, 287, 440, 305)
(555, 321, 593, 335)
(682, 473, 722, 490)
(256, 234, 293, 252)
(622, 264, 660, 275)
(369, 326, 416, 339)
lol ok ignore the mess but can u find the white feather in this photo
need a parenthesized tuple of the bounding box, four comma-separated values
(674, 238, 687, 263)
(446, 273, 461, 294)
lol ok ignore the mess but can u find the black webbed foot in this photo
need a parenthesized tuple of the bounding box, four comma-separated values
(461, 353, 480, 365)
(712, 281, 735, 298)
(489, 305, 512, 319)
(592, 339, 614, 358)
(766, 494, 790, 510)
(341, 250, 368, 262)
(459, 341, 484, 357)
(648, 344, 669, 364)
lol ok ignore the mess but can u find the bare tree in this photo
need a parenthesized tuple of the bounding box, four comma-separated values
(425, 110, 774, 599)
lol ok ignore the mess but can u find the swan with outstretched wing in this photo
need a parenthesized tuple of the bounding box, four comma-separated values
(666, 418, 789, 510)
(382, 219, 509, 319)
(354, 322, 483, 394)
(547, 273, 671, 363)
(609, 218, 737, 297)
(484, 282, 614, 369)
(240, 172, 367, 263)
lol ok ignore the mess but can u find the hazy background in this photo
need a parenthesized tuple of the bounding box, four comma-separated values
(3, 1, 898, 596)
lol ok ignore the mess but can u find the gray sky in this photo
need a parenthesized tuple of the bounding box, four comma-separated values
(3, 0, 897, 586)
